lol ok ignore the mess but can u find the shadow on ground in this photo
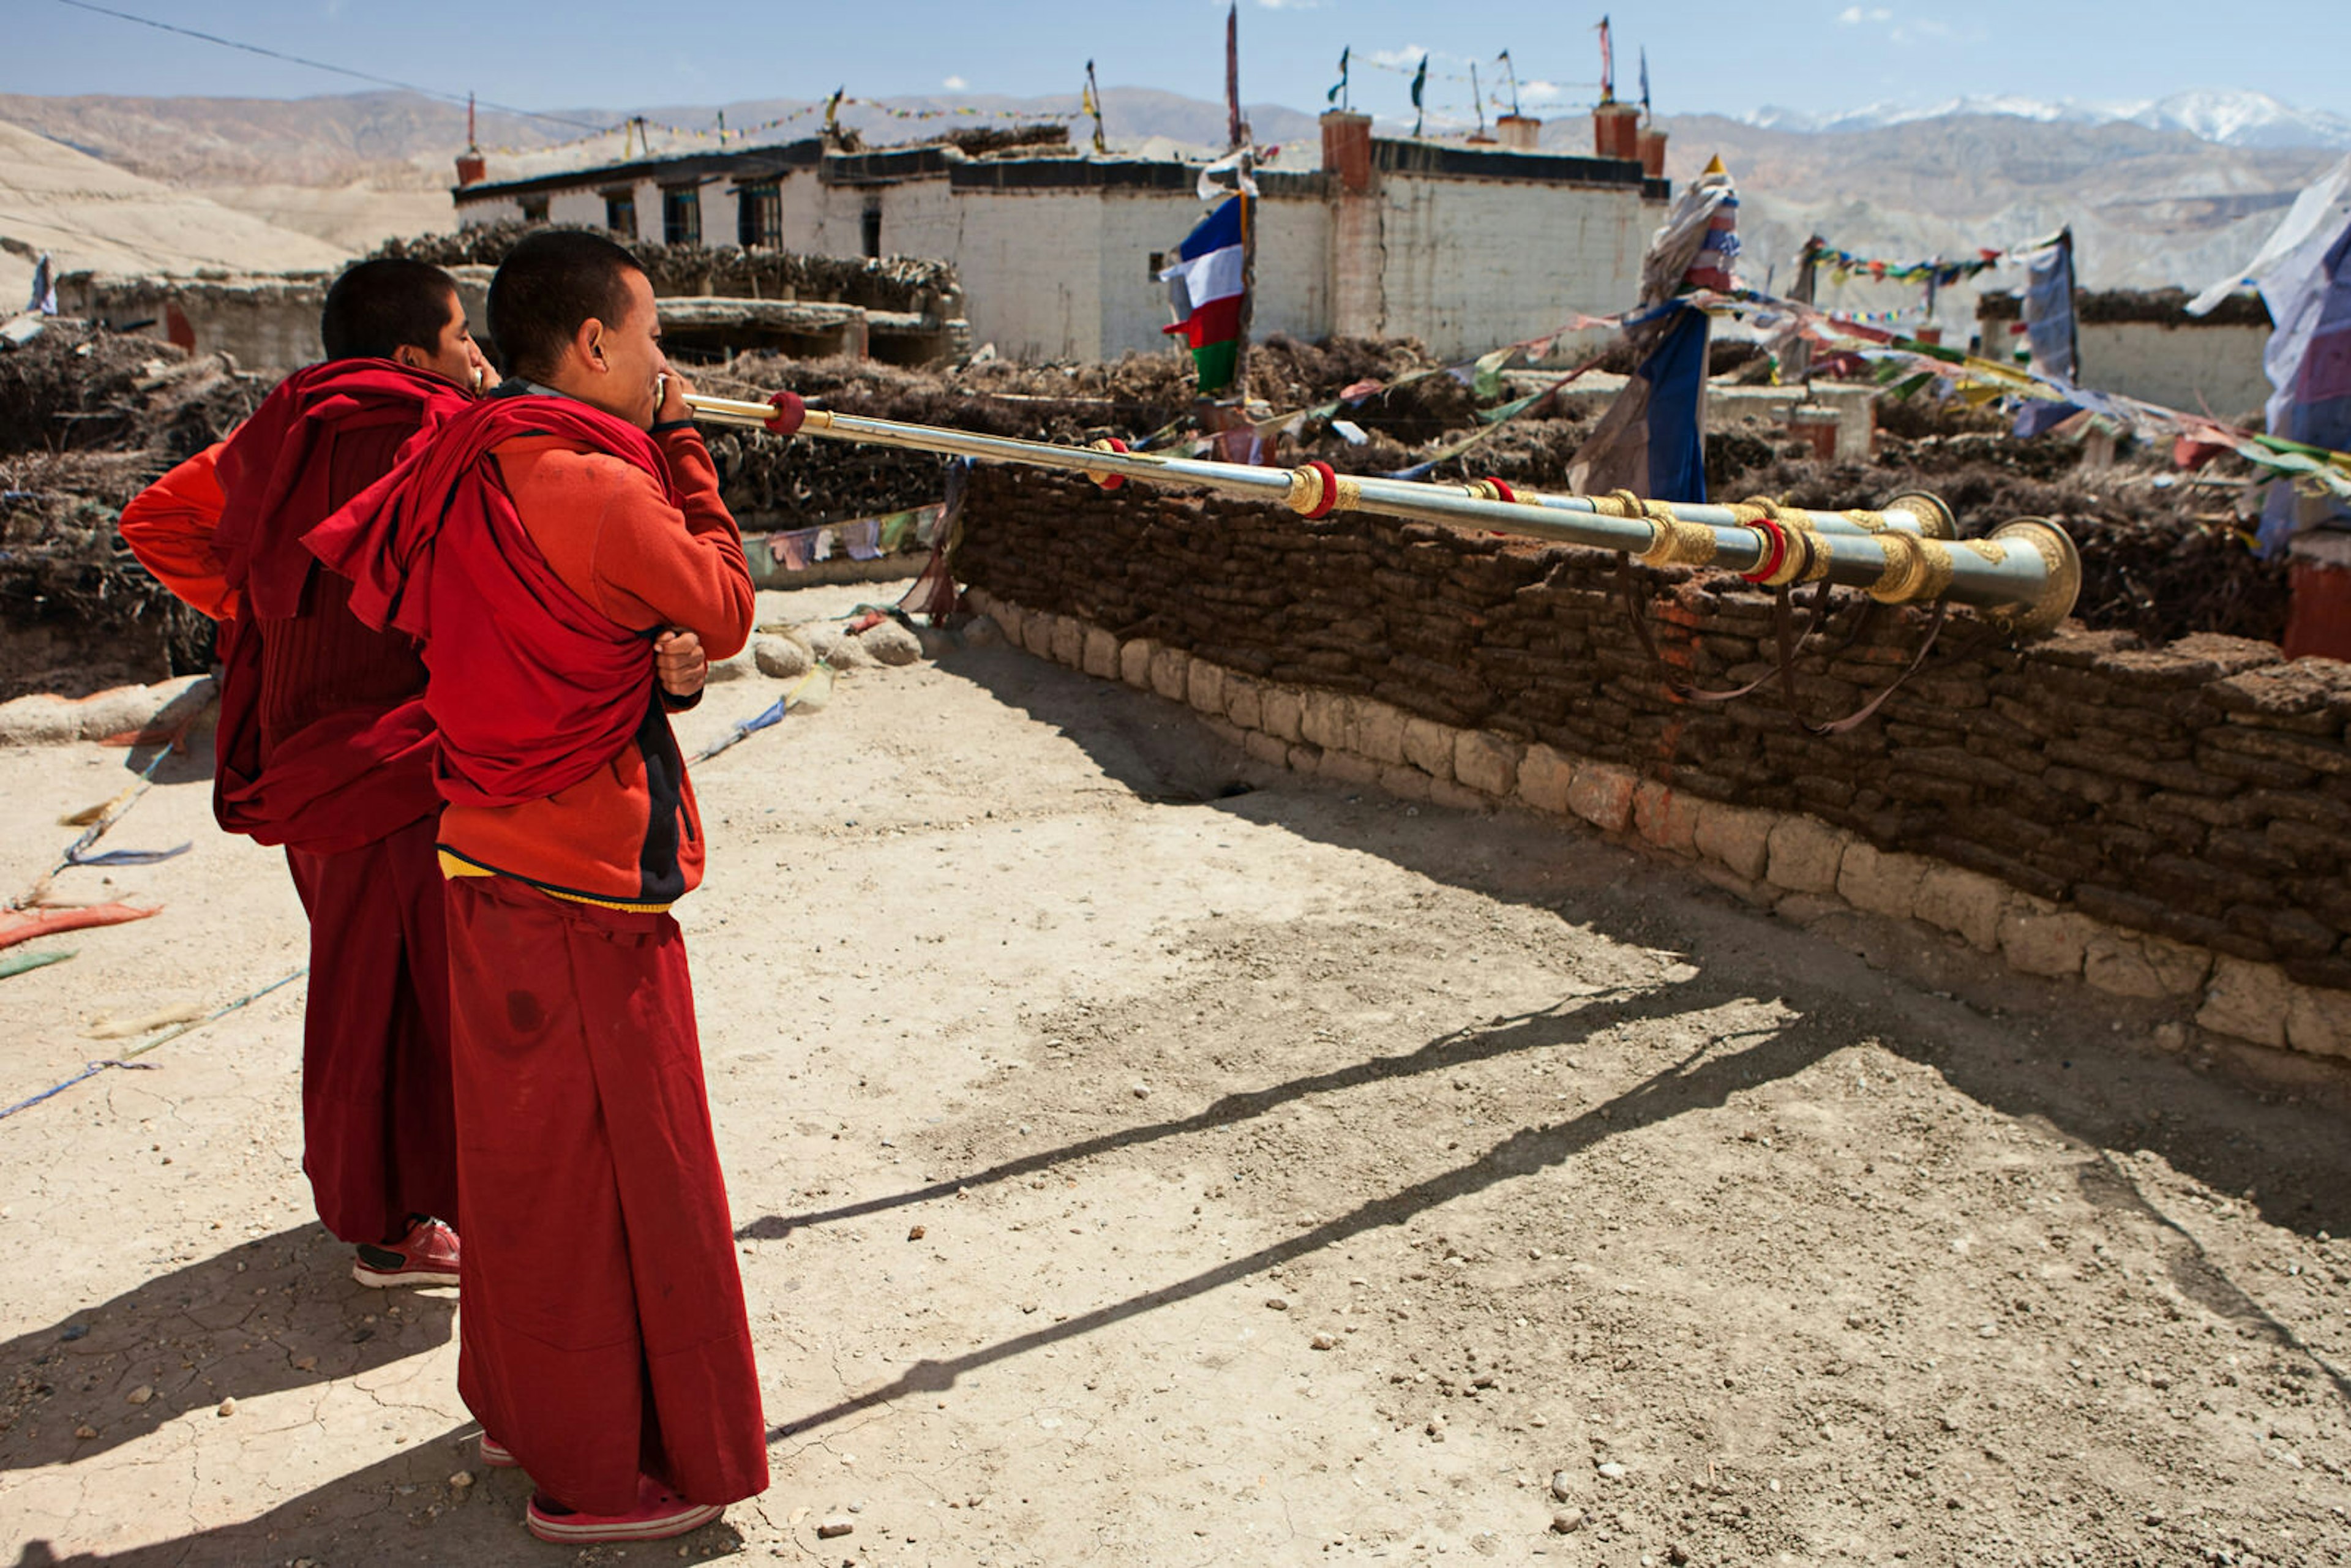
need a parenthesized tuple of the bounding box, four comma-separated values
(739, 981, 1667, 1242)
(0, 1225, 452, 1472)
(4, 1425, 746, 1567)
(931, 642, 2351, 1242)
(763, 986, 1849, 1441)
(712, 639, 2351, 1442)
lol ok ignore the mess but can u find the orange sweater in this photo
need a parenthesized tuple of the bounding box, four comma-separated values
(118, 443, 234, 620)
(435, 426, 753, 909)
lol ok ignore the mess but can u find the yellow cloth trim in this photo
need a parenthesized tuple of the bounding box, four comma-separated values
(435, 849, 678, 914)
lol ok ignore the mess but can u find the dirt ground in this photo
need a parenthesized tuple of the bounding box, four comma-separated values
(2, 582, 2349, 1568)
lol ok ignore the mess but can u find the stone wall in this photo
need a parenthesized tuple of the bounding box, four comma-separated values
(56, 274, 334, 372)
(953, 465, 2351, 1067)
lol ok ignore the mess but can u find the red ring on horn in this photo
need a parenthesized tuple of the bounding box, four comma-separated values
(1739, 517, 1790, 584)
(1301, 460, 1341, 519)
(1092, 437, 1129, 490)
(764, 391, 807, 435)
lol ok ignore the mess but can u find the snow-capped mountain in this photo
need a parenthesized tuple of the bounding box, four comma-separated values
(1745, 89, 2351, 151)
(1745, 97, 2104, 134)
(2127, 90, 2351, 150)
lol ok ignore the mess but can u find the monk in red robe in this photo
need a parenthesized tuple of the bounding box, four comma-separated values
(307, 230, 765, 1544)
(120, 260, 495, 1286)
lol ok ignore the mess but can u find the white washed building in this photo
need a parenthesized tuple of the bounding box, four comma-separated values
(451, 114, 1670, 365)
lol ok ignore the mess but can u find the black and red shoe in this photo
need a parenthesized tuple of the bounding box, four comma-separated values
(352, 1215, 460, 1288)
(525, 1475, 722, 1543)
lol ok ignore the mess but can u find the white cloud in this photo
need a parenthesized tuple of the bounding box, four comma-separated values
(1254, 0, 1331, 8)
(1836, 6, 1892, 22)
(942, 75, 969, 91)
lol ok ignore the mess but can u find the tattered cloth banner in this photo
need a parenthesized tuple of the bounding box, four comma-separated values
(1567, 157, 1741, 503)
(751, 503, 947, 574)
(1820, 247, 2006, 287)
(0, 948, 73, 981)
(0, 904, 160, 952)
(1707, 287, 2351, 505)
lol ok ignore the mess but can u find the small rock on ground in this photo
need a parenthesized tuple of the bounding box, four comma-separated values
(754, 633, 813, 681)
(858, 620, 923, 667)
(706, 648, 759, 684)
(808, 627, 871, 669)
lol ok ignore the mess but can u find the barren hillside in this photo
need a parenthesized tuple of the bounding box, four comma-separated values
(0, 121, 352, 304)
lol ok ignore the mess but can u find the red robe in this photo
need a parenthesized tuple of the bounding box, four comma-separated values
(309, 392, 767, 1514)
(211, 361, 461, 854)
(122, 360, 473, 1246)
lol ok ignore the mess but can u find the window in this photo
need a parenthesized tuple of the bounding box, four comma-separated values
(602, 189, 638, 239)
(861, 200, 882, 260)
(520, 195, 550, 224)
(662, 186, 702, 247)
(738, 180, 782, 249)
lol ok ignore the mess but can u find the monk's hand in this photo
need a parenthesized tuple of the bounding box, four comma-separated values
(655, 629, 708, 698)
(656, 364, 694, 427)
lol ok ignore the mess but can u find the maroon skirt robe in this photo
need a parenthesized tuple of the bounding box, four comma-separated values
(444, 876, 767, 1512)
(283, 815, 457, 1242)
(212, 361, 471, 1244)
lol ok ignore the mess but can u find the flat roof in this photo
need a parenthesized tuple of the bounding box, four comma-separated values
(452, 138, 825, 201)
(1372, 137, 1652, 192)
(454, 136, 1666, 204)
(947, 158, 1325, 197)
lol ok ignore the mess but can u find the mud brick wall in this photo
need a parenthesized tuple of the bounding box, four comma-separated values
(956, 467, 2351, 994)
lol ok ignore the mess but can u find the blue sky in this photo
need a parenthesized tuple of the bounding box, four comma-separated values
(17, 0, 2349, 126)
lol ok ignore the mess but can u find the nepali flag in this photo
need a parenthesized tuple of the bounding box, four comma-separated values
(1160, 195, 1247, 394)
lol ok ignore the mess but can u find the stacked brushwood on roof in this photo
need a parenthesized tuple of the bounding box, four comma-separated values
(1, 321, 261, 694)
(373, 223, 965, 316)
(1976, 286, 2273, 328)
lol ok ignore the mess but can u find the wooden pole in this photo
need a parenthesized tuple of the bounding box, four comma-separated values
(1234, 174, 1255, 414)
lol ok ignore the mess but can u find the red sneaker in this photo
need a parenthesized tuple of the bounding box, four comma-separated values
(479, 1435, 520, 1469)
(352, 1217, 460, 1288)
(525, 1475, 722, 1544)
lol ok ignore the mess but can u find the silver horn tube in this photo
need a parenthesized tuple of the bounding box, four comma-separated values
(684, 394, 2080, 635)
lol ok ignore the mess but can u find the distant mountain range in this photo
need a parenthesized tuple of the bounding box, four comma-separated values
(1637, 110, 2340, 289)
(0, 88, 1325, 190)
(1744, 89, 2351, 151)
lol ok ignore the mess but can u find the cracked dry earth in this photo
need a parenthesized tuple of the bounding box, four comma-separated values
(3, 582, 2350, 1568)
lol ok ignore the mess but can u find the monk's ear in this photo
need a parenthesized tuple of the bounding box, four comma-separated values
(576, 317, 609, 374)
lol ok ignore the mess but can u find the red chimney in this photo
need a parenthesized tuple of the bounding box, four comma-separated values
(1321, 110, 1373, 194)
(1593, 102, 1640, 161)
(1638, 127, 1668, 178)
(455, 93, 487, 187)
